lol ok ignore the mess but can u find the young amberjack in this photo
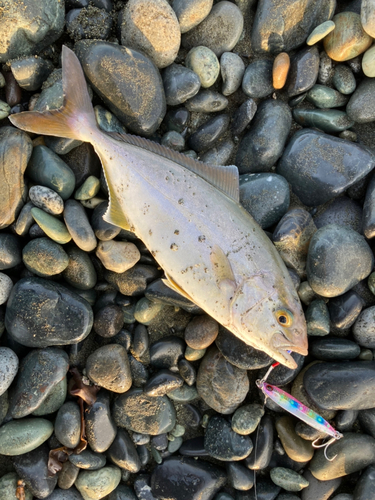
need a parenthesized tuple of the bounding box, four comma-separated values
(9, 46, 308, 368)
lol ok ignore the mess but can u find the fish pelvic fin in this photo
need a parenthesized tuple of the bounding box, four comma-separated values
(9, 46, 96, 143)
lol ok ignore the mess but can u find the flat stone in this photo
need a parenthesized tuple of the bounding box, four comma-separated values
(162, 63, 200, 105)
(5, 277, 93, 347)
(292, 109, 354, 134)
(270, 467, 309, 491)
(309, 338, 360, 361)
(13, 443, 57, 498)
(236, 99, 291, 174)
(307, 20, 335, 45)
(304, 361, 375, 410)
(9, 347, 69, 418)
(182, 1, 243, 57)
(324, 12, 372, 62)
(306, 224, 373, 298)
(86, 390, 117, 453)
(55, 401, 82, 449)
(113, 389, 176, 435)
(151, 456, 226, 500)
(239, 173, 290, 229)
(361, 0, 375, 37)
(31, 208, 72, 245)
(0, 127, 31, 229)
(107, 429, 141, 473)
(75, 40, 166, 135)
(196, 345, 249, 414)
(27, 145, 76, 200)
(86, 345, 132, 393)
(0, 418, 53, 455)
(347, 78, 375, 124)
(120, 0, 180, 68)
(310, 433, 375, 480)
(185, 46, 220, 88)
(286, 46, 319, 97)
(277, 129, 375, 207)
(205, 416, 253, 461)
(251, 0, 335, 54)
(70, 449, 106, 470)
(64, 200, 97, 252)
(22, 237, 69, 277)
(0, 347, 18, 396)
(75, 466, 121, 500)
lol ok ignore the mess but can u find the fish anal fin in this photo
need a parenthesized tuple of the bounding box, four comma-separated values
(105, 131, 240, 203)
(101, 163, 131, 231)
(210, 245, 237, 292)
(162, 274, 194, 301)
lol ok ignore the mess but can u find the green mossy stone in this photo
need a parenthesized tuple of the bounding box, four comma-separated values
(75, 176, 101, 201)
(363, 45, 375, 77)
(168, 384, 198, 403)
(185, 46, 220, 88)
(306, 84, 348, 108)
(293, 108, 354, 133)
(0, 418, 53, 455)
(133, 297, 164, 325)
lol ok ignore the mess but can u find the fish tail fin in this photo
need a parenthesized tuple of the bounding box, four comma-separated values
(9, 46, 96, 143)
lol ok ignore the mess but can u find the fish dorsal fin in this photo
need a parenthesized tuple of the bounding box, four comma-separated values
(106, 131, 240, 203)
(210, 244, 237, 293)
(101, 159, 132, 230)
(162, 273, 194, 302)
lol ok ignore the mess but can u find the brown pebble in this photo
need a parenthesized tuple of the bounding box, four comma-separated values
(184, 314, 219, 349)
(4, 71, 22, 107)
(273, 53, 290, 90)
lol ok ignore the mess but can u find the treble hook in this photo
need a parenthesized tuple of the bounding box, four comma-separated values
(312, 436, 339, 461)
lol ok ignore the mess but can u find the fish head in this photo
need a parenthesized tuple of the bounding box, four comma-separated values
(230, 272, 308, 369)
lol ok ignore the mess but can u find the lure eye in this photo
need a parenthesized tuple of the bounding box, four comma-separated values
(266, 385, 273, 391)
(276, 309, 293, 327)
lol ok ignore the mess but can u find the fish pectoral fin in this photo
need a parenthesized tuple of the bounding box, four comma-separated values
(210, 245, 237, 292)
(162, 274, 194, 302)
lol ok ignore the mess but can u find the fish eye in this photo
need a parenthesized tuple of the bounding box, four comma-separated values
(276, 309, 293, 327)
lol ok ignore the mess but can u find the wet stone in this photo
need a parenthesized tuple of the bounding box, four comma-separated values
(86, 344, 132, 393)
(240, 173, 289, 229)
(313, 197, 362, 233)
(361, 0, 375, 37)
(182, 1, 243, 57)
(134, 297, 164, 325)
(277, 129, 375, 207)
(245, 415, 274, 471)
(162, 63, 200, 106)
(205, 416, 253, 461)
(151, 456, 226, 500)
(333, 65, 356, 95)
(324, 12, 372, 62)
(231, 99, 257, 136)
(172, 0, 213, 33)
(55, 401, 81, 449)
(188, 114, 229, 152)
(336, 409, 358, 432)
(221, 52, 245, 96)
(306, 299, 330, 336)
(5, 277, 93, 347)
(22, 238, 69, 277)
(200, 138, 234, 166)
(76, 40, 166, 135)
(227, 462, 254, 490)
(286, 46, 319, 97)
(275, 416, 314, 462)
(232, 404, 264, 435)
(13, 443, 58, 498)
(0, 233, 22, 270)
(301, 470, 342, 500)
(0, 347, 18, 396)
(309, 338, 360, 361)
(353, 464, 375, 500)
(75, 466, 121, 500)
(353, 306, 375, 348)
(164, 107, 190, 133)
(27, 145, 76, 200)
(272, 208, 316, 277)
(31, 208, 71, 245)
(306, 224, 373, 298)
(0, 418, 53, 456)
(304, 361, 375, 410)
(91, 201, 121, 242)
(306, 85, 348, 108)
(310, 433, 375, 480)
(15, 201, 34, 237)
(185, 46, 220, 88)
(64, 200, 97, 252)
(144, 370, 183, 397)
(215, 326, 272, 369)
(293, 108, 354, 134)
(0, 127, 31, 230)
(109, 484, 138, 500)
(167, 383, 198, 403)
(270, 467, 309, 491)
(185, 90, 228, 113)
(113, 389, 176, 435)
(75, 176, 100, 201)
(236, 99, 291, 174)
(150, 336, 185, 369)
(197, 345, 249, 414)
(242, 60, 273, 99)
(347, 78, 375, 124)
(9, 347, 69, 418)
(93, 305, 123, 338)
(0, 273, 12, 305)
(328, 290, 363, 330)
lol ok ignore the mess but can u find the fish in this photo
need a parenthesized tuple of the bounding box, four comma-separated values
(9, 45, 308, 368)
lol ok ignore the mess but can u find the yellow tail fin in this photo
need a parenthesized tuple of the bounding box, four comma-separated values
(9, 46, 96, 143)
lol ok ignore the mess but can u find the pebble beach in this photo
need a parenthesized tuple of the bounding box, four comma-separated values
(1, 0, 375, 499)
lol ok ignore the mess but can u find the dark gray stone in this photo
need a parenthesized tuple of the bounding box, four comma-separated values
(144, 370, 184, 397)
(328, 290, 363, 330)
(10, 57, 54, 91)
(185, 90, 228, 113)
(150, 336, 185, 370)
(353, 464, 375, 500)
(242, 60, 273, 99)
(85, 390, 117, 453)
(309, 338, 360, 361)
(292, 108, 354, 134)
(245, 415, 273, 470)
(162, 63, 201, 105)
(205, 416, 253, 461)
(109, 484, 138, 500)
(188, 114, 230, 153)
(91, 201, 121, 241)
(69, 449, 106, 470)
(55, 401, 81, 449)
(0, 233, 22, 270)
(286, 46, 320, 97)
(314, 197, 362, 233)
(227, 462, 254, 490)
(347, 78, 375, 124)
(231, 99, 257, 136)
(353, 306, 375, 349)
(107, 428, 141, 473)
(301, 469, 341, 500)
(64, 200, 97, 252)
(362, 173, 375, 239)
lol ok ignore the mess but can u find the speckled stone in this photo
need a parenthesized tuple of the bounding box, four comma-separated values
(32, 376, 67, 416)
(306, 84, 348, 108)
(361, 0, 375, 38)
(221, 52, 245, 96)
(270, 467, 309, 491)
(22, 237, 69, 277)
(162, 63, 201, 105)
(0, 272, 13, 305)
(70, 449, 106, 470)
(0, 418, 53, 455)
(55, 401, 81, 450)
(185, 46, 220, 88)
(362, 45, 375, 77)
(86, 390, 117, 453)
(0, 347, 18, 396)
(205, 415, 253, 461)
(87, 344, 132, 393)
(29, 185, 64, 215)
(242, 59, 274, 99)
(185, 315, 219, 349)
(172, 0, 213, 33)
(286, 46, 319, 97)
(232, 404, 265, 435)
(185, 90, 228, 112)
(0, 472, 33, 500)
(324, 12, 372, 62)
(347, 77, 375, 124)
(75, 466, 121, 500)
(182, 1, 243, 57)
(306, 299, 330, 337)
(333, 64, 356, 94)
(120, 0, 180, 69)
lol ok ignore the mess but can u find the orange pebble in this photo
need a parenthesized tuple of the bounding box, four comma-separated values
(273, 53, 290, 90)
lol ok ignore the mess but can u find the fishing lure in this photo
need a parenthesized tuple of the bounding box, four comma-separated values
(256, 355, 343, 461)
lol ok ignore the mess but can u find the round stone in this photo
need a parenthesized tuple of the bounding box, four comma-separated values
(70, 449, 106, 470)
(96, 240, 140, 273)
(324, 12, 373, 61)
(172, 0, 213, 33)
(306, 224, 374, 298)
(120, 0, 180, 69)
(185, 46, 220, 88)
(86, 344, 132, 393)
(0, 233, 22, 270)
(333, 64, 356, 94)
(62, 246, 97, 290)
(32, 376, 67, 417)
(242, 59, 273, 99)
(75, 466, 121, 500)
(0, 272, 13, 305)
(353, 306, 375, 348)
(184, 315, 219, 349)
(232, 404, 265, 435)
(361, 0, 375, 38)
(0, 472, 33, 500)
(275, 416, 314, 462)
(347, 77, 375, 124)
(22, 237, 69, 277)
(306, 84, 348, 108)
(0, 418, 53, 455)
(162, 63, 201, 106)
(86, 390, 117, 453)
(75, 176, 101, 200)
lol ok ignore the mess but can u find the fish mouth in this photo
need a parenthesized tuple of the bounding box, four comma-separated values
(271, 331, 308, 368)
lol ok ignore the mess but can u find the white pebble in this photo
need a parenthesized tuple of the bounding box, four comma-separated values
(0, 273, 13, 305)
